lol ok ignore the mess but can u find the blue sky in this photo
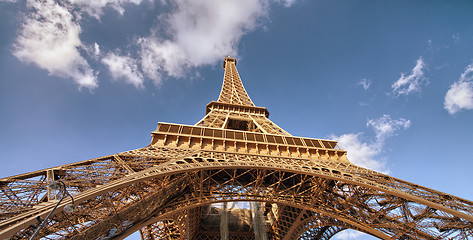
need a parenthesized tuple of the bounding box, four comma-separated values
(1, 0, 473, 239)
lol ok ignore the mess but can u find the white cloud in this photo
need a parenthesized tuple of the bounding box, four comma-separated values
(138, 0, 270, 85)
(102, 52, 144, 88)
(273, 0, 297, 7)
(139, 38, 187, 85)
(83, 42, 101, 60)
(452, 33, 460, 44)
(13, 0, 98, 89)
(444, 63, 473, 114)
(391, 57, 427, 96)
(331, 115, 410, 173)
(332, 133, 387, 173)
(94, 43, 101, 56)
(12, 0, 147, 89)
(11, 0, 297, 90)
(359, 78, 372, 90)
(69, 0, 146, 19)
(366, 114, 411, 143)
(334, 229, 368, 240)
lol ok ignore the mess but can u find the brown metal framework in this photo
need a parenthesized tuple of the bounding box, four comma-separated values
(1, 57, 473, 239)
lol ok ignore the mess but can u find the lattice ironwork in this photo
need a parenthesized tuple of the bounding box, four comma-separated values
(1, 57, 472, 240)
(218, 57, 254, 106)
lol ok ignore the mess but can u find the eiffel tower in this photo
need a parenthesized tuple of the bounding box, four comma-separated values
(1, 57, 473, 240)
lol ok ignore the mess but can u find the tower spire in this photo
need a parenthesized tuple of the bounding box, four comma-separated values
(196, 57, 290, 135)
(217, 57, 255, 106)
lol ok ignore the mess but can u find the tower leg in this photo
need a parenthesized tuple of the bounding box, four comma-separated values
(251, 202, 268, 240)
(220, 202, 229, 240)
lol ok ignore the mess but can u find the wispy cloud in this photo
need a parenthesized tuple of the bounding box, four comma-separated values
(102, 52, 145, 88)
(331, 133, 386, 173)
(10, 0, 296, 89)
(391, 57, 428, 96)
(359, 78, 372, 90)
(13, 0, 98, 89)
(452, 33, 460, 44)
(12, 0, 145, 89)
(367, 114, 411, 143)
(444, 63, 473, 115)
(274, 0, 297, 7)
(330, 115, 411, 173)
(93, 43, 101, 57)
(70, 0, 147, 19)
(137, 0, 271, 85)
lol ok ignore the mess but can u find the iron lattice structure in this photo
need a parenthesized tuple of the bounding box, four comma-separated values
(1, 57, 473, 240)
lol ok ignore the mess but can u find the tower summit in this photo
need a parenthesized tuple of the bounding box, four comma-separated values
(196, 57, 290, 136)
(218, 57, 254, 106)
(1, 57, 473, 239)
